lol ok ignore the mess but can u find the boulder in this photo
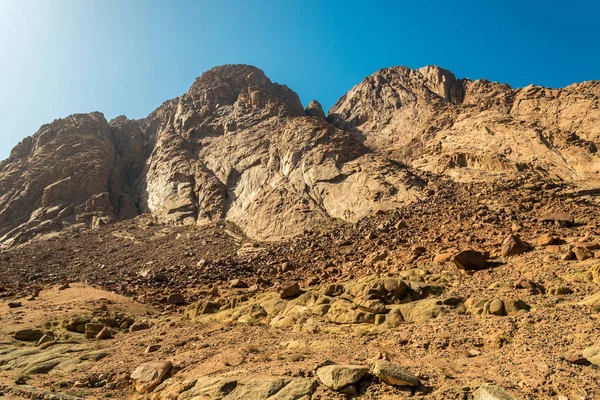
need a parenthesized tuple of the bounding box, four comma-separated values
(130, 361, 172, 393)
(540, 213, 575, 227)
(451, 250, 488, 271)
(473, 383, 515, 400)
(316, 364, 369, 391)
(167, 293, 185, 305)
(130, 322, 151, 332)
(583, 346, 600, 367)
(370, 360, 419, 387)
(84, 323, 105, 339)
(535, 233, 559, 246)
(278, 282, 301, 299)
(500, 234, 530, 257)
(14, 329, 44, 342)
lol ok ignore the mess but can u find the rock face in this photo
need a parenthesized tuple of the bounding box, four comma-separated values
(2, 63, 600, 246)
(328, 65, 600, 184)
(0, 64, 421, 245)
(0, 112, 144, 246)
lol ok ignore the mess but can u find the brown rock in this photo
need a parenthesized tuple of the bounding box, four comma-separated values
(85, 323, 105, 339)
(278, 282, 301, 299)
(451, 250, 488, 270)
(130, 361, 172, 393)
(540, 213, 575, 227)
(370, 360, 419, 387)
(14, 329, 44, 342)
(167, 293, 185, 305)
(433, 252, 454, 264)
(535, 233, 560, 246)
(574, 246, 593, 261)
(130, 322, 151, 332)
(230, 279, 248, 289)
(96, 327, 113, 340)
(145, 345, 161, 353)
(500, 234, 530, 257)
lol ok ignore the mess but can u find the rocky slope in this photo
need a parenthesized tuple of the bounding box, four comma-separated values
(1, 64, 600, 248)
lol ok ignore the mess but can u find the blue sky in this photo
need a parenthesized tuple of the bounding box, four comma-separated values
(1, 0, 599, 160)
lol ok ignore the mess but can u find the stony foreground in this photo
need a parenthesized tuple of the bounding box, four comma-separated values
(1, 174, 600, 399)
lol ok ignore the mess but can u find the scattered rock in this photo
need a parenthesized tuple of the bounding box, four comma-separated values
(7, 301, 22, 308)
(500, 234, 530, 257)
(540, 213, 575, 227)
(130, 322, 151, 332)
(130, 361, 172, 393)
(370, 360, 419, 387)
(583, 346, 600, 367)
(278, 282, 301, 299)
(473, 383, 515, 400)
(316, 364, 369, 391)
(167, 293, 185, 305)
(96, 327, 113, 340)
(451, 250, 488, 271)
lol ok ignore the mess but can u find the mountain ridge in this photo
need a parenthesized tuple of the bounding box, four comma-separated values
(1, 63, 599, 247)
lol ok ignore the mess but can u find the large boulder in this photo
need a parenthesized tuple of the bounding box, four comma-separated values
(316, 364, 369, 391)
(14, 329, 44, 342)
(130, 361, 172, 393)
(451, 250, 488, 271)
(583, 346, 600, 366)
(500, 234, 530, 257)
(370, 360, 419, 387)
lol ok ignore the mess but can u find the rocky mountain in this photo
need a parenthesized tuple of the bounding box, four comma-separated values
(1, 64, 599, 247)
(329, 65, 600, 182)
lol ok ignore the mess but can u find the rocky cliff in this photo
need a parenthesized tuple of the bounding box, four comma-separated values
(1, 64, 599, 246)
(328, 65, 600, 182)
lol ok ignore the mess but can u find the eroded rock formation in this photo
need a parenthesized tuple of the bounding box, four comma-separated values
(1, 63, 599, 246)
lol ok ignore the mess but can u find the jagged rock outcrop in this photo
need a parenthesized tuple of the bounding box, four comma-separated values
(0, 65, 423, 245)
(0, 112, 146, 246)
(328, 65, 600, 184)
(305, 99, 326, 119)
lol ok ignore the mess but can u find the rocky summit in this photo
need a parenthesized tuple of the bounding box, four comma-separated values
(1, 64, 600, 399)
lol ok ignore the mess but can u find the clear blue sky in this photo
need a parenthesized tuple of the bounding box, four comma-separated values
(1, 0, 599, 160)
